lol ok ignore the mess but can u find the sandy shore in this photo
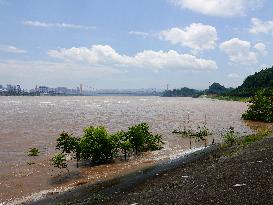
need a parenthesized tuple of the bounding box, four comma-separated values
(29, 135, 273, 205)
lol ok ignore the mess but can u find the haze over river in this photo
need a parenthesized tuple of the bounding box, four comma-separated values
(0, 96, 253, 203)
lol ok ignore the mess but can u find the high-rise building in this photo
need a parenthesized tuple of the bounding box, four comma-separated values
(16, 85, 21, 93)
(38, 86, 49, 94)
(80, 84, 83, 95)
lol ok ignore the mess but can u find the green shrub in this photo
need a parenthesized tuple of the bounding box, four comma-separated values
(80, 126, 116, 164)
(242, 90, 273, 122)
(195, 124, 210, 141)
(127, 123, 164, 154)
(56, 131, 81, 167)
(52, 153, 67, 169)
(143, 133, 164, 151)
(28, 147, 39, 156)
(111, 131, 132, 161)
(52, 123, 164, 169)
(223, 127, 238, 147)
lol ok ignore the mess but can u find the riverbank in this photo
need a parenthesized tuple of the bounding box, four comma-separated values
(30, 127, 273, 205)
(99, 131, 273, 205)
(200, 95, 249, 102)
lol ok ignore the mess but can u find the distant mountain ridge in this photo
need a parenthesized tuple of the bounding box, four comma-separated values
(162, 83, 232, 97)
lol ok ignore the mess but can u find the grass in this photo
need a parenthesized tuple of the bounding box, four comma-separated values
(203, 95, 249, 102)
(221, 127, 273, 158)
(242, 129, 272, 146)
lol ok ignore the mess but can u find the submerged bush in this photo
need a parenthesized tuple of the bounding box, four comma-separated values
(111, 130, 132, 161)
(52, 123, 164, 169)
(56, 132, 81, 167)
(52, 153, 67, 169)
(28, 147, 39, 156)
(127, 123, 164, 153)
(80, 126, 116, 164)
(195, 124, 210, 141)
(242, 90, 273, 122)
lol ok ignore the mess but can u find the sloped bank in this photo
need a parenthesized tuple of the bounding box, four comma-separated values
(28, 145, 219, 205)
(100, 135, 273, 205)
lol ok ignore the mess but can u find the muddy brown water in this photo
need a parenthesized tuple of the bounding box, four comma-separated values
(0, 96, 254, 204)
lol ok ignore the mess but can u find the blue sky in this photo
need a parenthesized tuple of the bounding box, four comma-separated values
(0, 0, 272, 90)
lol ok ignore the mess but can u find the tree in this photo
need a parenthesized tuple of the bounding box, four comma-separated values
(242, 90, 273, 122)
(56, 132, 81, 167)
(80, 126, 116, 164)
(52, 153, 67, 169)
(112, 131, 132, 161)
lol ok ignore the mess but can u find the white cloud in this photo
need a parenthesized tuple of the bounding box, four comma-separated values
(254, 42, 267, 55)
(159, 23, 217, 53)
(48, 45, 217, 71)
(249, 18, 273, 34)
(0, 60, 123, 85)
(220, 38, 260, 65)
(23, 20, 94, 30)
(228, 73, 240, 78)
(170, 0, 263, 17)
(129, 31, 150, 38)
(0, 45, 26, 53)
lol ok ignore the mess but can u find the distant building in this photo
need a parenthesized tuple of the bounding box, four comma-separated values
(17, 85, 21, 93)
(55, 87, 68, 95)
(80, 84, 83, 95)
(38, 86, 49, 94)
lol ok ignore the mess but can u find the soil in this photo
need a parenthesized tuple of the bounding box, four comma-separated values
(99, 137, 273, 205)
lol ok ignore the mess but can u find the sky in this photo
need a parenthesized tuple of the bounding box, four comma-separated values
(0, 0, 273, 90)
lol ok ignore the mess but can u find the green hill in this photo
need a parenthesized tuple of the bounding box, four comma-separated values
(162, 87, 201, 97)
(206, 83, 233, 95)
(230, 66, 273, 97)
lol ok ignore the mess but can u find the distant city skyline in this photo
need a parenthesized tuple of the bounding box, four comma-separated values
(0, 0, 272, 89)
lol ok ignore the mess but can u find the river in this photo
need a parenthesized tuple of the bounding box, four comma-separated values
(0, 96, 253, 204)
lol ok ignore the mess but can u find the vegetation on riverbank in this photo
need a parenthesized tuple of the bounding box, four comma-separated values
(204, 95, 249, 102)
(162, 83, 233, 97)
(242, 90, 273, 122)
(52, 123, 164, 169)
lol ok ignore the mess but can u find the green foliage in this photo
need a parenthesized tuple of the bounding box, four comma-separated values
(162, 87, 202, 97)
(127, 123, 164, 153)
(206, 83, 233, 95)
(230, 66, 273, 97)
(52, 123, 164, 169)
(195, 124, 210, 141)
(242, 128, 271, 146)
(174, 123, 210, 141)
(80, 126, 116, 164)
(52, 153, 67, 169)
(56, 132, 78, 153)
(242, 134, 263, 146)
(28, 147, 39, 156)
(56, 131, 81, 167)
(223, 127, 238, 147)
(242, 90, 273, 122)
(111, 130, 132, 160)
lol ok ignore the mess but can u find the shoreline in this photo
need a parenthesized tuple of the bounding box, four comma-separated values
(26, 126, 273, 205)
(26, 145, 219, 205)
